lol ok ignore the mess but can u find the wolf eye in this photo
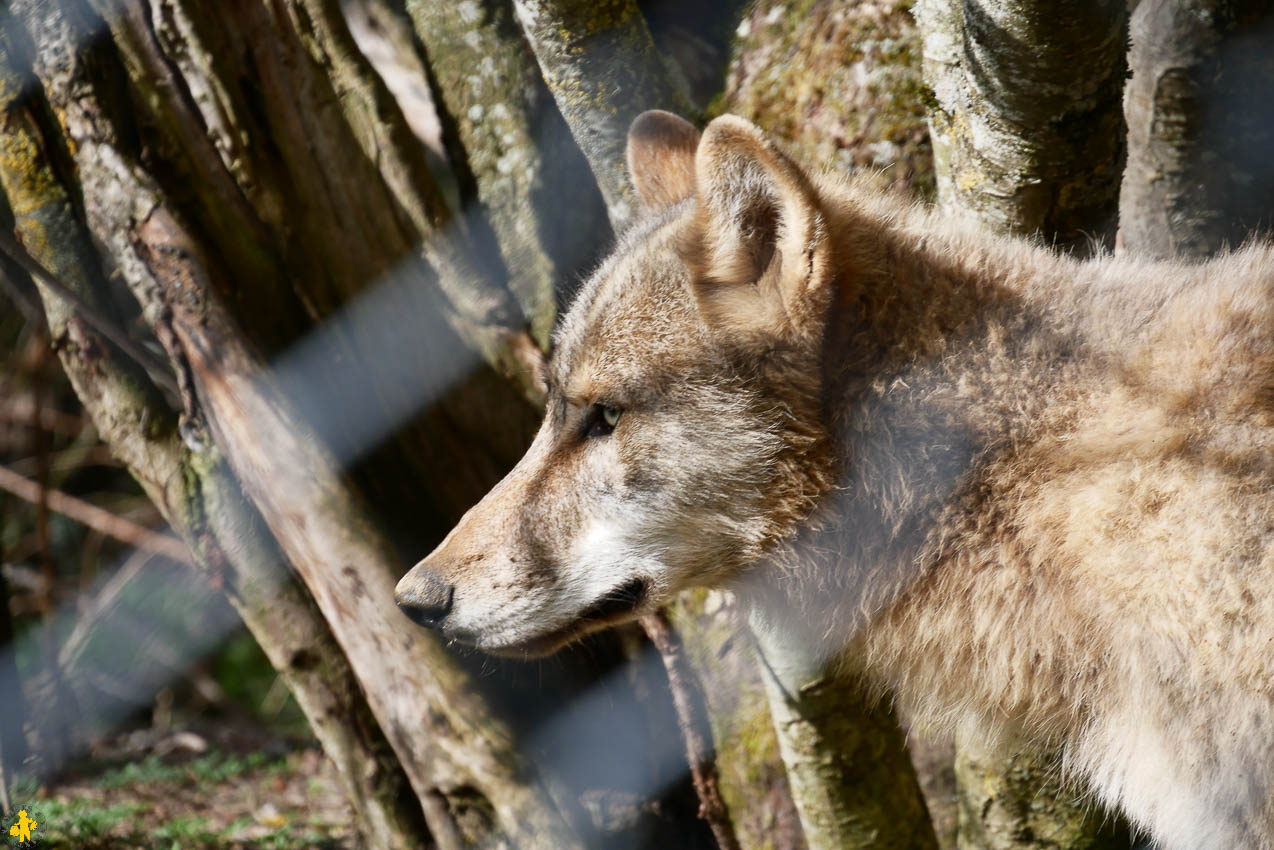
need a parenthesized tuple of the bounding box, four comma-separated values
(586, 404, 622, 438)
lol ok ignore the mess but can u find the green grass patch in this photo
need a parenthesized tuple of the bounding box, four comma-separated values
(150, 815, 215, 843)
(27, 798, 145, 844)
(96, 751, 279, 790)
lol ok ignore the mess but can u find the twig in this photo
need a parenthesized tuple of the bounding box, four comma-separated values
(0, 229, 178, 397)
(7, 444, 117, 478)
(639, 609, 742, 850)
(0, 463, 189, 561)
(56, 546, 153, 670)
(0, 398, 87, 437)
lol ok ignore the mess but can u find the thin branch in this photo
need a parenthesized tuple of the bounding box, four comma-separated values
(56, 546, 153, 671)
(0, 398, 87, 438)
(0, 463, 189, 561)
(639, 609, 742, 850)
(0, 229, 178, 397)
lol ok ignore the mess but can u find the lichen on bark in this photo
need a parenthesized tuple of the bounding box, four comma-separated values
(720, 0, 933, 198)
(954, 736, 1134, 850)
(914, 0, 1126, 252)
(509, 0, 691, 228)
(397, 0, 609, 343)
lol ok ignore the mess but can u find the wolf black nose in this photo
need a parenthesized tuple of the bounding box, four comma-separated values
(396, 572, 454, 630)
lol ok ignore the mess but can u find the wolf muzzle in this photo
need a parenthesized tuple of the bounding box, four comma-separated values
(395, 570, 454, 630)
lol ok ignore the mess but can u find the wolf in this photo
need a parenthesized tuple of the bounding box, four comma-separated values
(396, 110, 1274, 850)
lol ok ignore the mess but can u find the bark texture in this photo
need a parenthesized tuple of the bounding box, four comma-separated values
(136, 208, 587, 850)
(509, 0, 691, 227)
(751, 612, 938, 850)
(394, 0, 610, 338)
(954, 736, 1133, 850)
(1118, 0, 1274, 259)
(914, 0, 1127, 251)
(79, 0, 548, 543)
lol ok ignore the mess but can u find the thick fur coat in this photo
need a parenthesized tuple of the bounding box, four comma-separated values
(397, 111, 1274, 849)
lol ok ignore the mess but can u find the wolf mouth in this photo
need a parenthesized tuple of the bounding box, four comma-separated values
(578, 576, 649, 623)
(488, 577, 650, 658)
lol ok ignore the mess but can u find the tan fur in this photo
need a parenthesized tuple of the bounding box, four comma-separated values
(398, 113, 1274, 849)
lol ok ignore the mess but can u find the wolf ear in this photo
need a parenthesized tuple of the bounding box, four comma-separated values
(626, 110, 701, 212)
(685, 115, 831, 343)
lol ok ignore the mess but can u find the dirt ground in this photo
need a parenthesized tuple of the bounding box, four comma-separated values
(15, 720, 356, 849)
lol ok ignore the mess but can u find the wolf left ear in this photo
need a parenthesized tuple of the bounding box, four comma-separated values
(626, 111, 701, 212)
(685, 115, 831, 344)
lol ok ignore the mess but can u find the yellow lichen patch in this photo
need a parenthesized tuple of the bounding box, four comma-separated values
(0, 112, 70, 219)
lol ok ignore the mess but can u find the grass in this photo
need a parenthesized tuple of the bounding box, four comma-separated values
(9, 799, 145, 846)
(11, 745, 350, 849)
(20, 798, 342, 849)
(95, 751, 278, 790)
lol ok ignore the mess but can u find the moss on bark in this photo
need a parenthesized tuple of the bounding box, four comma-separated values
(400, 0, 609, 343)
(954, 736, 1134, 850)
(720, 0, 933, 199)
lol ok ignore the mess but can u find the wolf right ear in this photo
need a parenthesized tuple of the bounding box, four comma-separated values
(626, 110, 701, 212)
(685, 115, 832, 345)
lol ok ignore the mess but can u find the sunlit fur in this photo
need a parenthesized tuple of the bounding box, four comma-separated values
(399, 113, 1274, 849)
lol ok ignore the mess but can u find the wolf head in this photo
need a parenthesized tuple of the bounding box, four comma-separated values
(396, 112, 844, 655)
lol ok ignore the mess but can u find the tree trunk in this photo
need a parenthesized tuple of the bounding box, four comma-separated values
(914, 0, 1126, 252)
(1118, 0, 1274, 260)
(751, 611, 938, 850)
(509, 0, 692, 227)
(388, 0, 610, 339)
(913, 1, 1135, 848)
